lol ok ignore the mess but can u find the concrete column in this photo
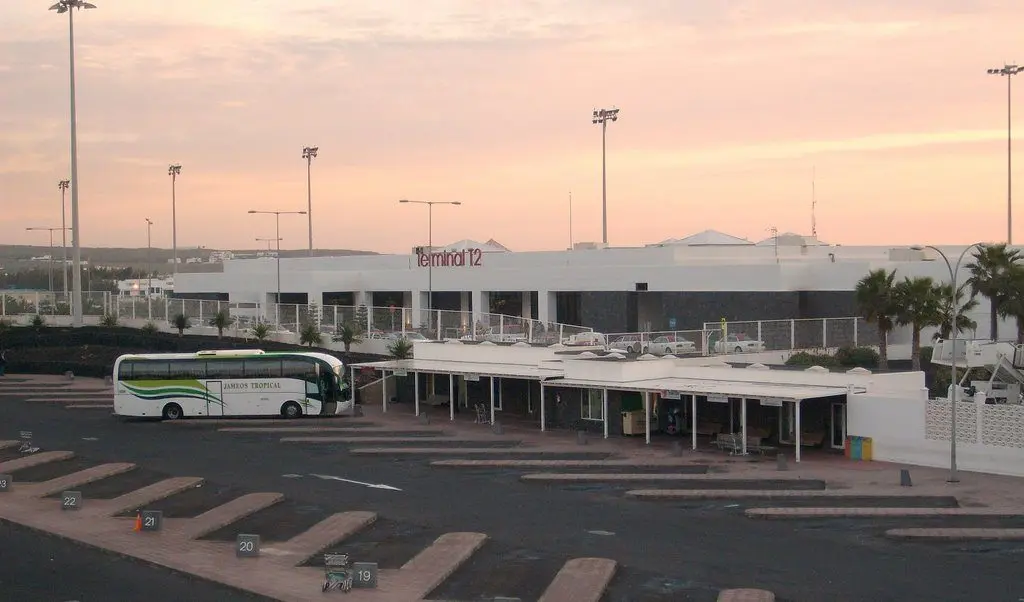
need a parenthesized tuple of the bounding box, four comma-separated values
(410, 289, 424, 329)
(382, 371, 388, 413)
(603, 389, 609, 439)
(471, 290, 488, 334)
(449, 373, 455, 421)
(536, 290, 555, 324)
(644, 391, 651, 445)
(521, 292, 533, 320)
(414, 371, 420, 417)
(460, 292, 470, 334)
(795, 400, 802, 463)
(741, 398, 748, 455)
(691, 395, 697, 450)
(540, 383, 546, 431)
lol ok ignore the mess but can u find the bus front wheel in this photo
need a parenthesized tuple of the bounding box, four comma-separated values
(162, 403, 183, 421)
(281, 401, 303, 419)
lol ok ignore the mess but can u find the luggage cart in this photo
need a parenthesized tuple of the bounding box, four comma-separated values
(322, 553, 353, 592)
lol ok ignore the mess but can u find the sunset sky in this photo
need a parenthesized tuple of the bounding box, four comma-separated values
(1, 0, 1022, 254)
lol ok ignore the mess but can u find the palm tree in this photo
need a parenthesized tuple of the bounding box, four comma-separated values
(966, 243, 1021, 340)
(997, 264, 1024, 343)
(209, 310, 233, 339)
(387, 338, 414, 359)
(855, 268, 898, 369)
(333, 322, 363, 352)
(893, 276, 943, 371)
(172, 313, 191, 337)
(251, 322, 271, 341)
(932, 282, 979, 341)
(299, 323, 322, 347)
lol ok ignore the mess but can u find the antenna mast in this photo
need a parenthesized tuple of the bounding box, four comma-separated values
(811, 166, 818, 239)
(568, 190, 573, 250)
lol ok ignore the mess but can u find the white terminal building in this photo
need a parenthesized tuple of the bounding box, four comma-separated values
(174, 230, 1008, 342)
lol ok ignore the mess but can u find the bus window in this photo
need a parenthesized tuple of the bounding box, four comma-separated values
(169, 360, 206, 380)
(133, 362, 169, 380)
(207, 360, 244, 379)
(117, 361, 135, 381)
(282, 359, 316, 382)
(244, 358, 282, 378)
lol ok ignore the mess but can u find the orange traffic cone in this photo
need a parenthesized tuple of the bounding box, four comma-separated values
(133, 511, 142, 532)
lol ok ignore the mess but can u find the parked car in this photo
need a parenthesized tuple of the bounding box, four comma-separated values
(611, 334, 648, 354)
(714, 334, 766, 354)
(386, 331, 429, 341)
(650, 335, 697, 355)
(563, 331, 607, 346)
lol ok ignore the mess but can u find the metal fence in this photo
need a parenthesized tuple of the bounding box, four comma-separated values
(602, 317, 878, 357)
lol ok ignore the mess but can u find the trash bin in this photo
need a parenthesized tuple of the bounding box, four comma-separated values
(621, 411, 644, 435)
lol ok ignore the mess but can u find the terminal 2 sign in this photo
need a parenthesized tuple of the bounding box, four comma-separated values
(417, 247, 484, 268)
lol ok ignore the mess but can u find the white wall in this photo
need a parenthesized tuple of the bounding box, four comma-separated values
(848, 393, 1024, 478)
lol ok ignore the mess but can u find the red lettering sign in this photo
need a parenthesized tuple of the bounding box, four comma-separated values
(416, 248, 483, 267)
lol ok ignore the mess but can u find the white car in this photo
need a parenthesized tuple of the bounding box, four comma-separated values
(714, 334, 766, 354)
(650, 335, 697, 355)
(612, 334, 648, 354)
(386, 332, 429, 341)
(563, 332, 607, 346)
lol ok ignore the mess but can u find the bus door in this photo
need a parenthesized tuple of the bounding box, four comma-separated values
(312, 363, 337, 415)
(206, 380, 224, 416)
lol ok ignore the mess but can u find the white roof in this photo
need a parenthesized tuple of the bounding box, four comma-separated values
(754, 233, 828, 246)
(439, 239, 509, 252)
(351, 358, 563, 380)
(544, 376, 851, 401)
(654, 230, 753, 246)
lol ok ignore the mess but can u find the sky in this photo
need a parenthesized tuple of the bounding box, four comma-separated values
(1, 0, 1022, 254)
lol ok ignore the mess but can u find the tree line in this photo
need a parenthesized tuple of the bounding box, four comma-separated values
(855, 243, 1023, 371)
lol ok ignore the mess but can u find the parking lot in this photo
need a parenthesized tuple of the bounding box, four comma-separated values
(2, 376, 1023, 601)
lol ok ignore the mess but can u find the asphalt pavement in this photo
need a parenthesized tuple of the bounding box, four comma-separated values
(2, 399, 1024, 602)
(0, 520, 272, 602)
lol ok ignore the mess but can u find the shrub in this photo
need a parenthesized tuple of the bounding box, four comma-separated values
(100, 314, 118, 327)
(299, 323, 322, 347)
(251, 322, 271, 340)
(141, 321, 160, 335)
(30, 314, 45, 329)
(834, 346, 880, 369)
(785, 351, 837, 368)
(172, 313, 191, 336)
(387, 338, 414, 359)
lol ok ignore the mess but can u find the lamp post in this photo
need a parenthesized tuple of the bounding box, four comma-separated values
(27, 227, 70, 295)
(168, 164, 182, 276)
(301, 146, 318, 256)
(914, 243, 987, 483)
(591, 107, 619, 246)
(49, 0, 96, 326)
(144, 218, 153, 296)
(57, 179, 70, 301)
(248, 210, 306, 328)
(398, 199, 461, 330)
(987, 65, 1023, 244)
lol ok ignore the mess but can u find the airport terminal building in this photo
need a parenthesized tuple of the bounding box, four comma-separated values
(173, 230, 998, 337)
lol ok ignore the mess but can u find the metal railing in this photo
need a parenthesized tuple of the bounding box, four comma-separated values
(603, 317, 879, 356)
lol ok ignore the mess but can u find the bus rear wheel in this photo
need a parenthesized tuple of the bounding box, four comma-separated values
(162, 403, 183, 421)
(281, 401, 303, 419)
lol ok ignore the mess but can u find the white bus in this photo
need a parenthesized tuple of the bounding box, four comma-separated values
(112, 349, 351, 420)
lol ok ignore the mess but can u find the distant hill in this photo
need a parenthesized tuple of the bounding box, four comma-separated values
(0, 245, 377, 273)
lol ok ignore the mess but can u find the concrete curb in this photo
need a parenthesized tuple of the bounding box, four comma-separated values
(538, 557, 617, 602)
(430, 459, 703, 467)
(718, 588, 776, 601)
(0, 450, 76, 473)
(281, 437, 486, 444)
(350, 447, 606, 455)
(885, 528, 1024, 541)
(521, 473, 797, 482)
(625, 489, 907, 499)
(746, 507, 1016, 519)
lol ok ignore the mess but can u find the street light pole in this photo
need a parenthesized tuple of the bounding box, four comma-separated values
(301, 146, 318, 257)
(988, 65, 1023, 244)
(49, 0, 96, 326)
(917, 243, 987, 483)
(58, 179, 70, 301)
(168, 164, 182, 277)
(398, 199, 462, 330)
(145, 218, 153, 296)
(248, 209, 306, 328)
(592, 107, 619, 246)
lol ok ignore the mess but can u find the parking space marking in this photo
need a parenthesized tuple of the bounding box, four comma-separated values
(283, 437, 488, 444)
(625, 489, 925, 499)
(0, 451, 76, 473)
(92, 477, 205, 517)
(173, 492, 285, 540)
(537, 557, 617, 602)
(717, 588, 776, 602)
(431, 459, 698, 467)
(26, 463, 136, 498)
(350, 448, 602, 455)
(218, 426, 423, 434)
(268, 511, 378, 565)
(391, 532, 488, 599)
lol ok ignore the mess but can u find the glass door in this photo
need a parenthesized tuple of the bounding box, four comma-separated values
(830, 402, 846, 449)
